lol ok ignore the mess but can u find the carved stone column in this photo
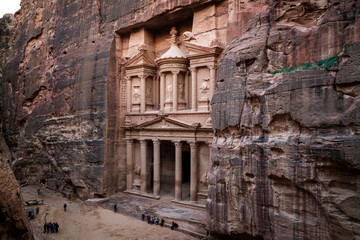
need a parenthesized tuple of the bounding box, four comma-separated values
(140, 75, 146, 113)
(207, 141, 212, 162)
(208, 65, 216, 98)
(140, 140, 147, 193)
(172, 71, 179, 112)
(126, 139, 133, 191)
(185, 72, 189, 108)
(153, 139, 161, 197)
(189, 141, 198, 202)
(189, 67, 197, 111)
(126, 76, 132, 113)
(173, 140, 182, 200)
(160, 73, 165, 112)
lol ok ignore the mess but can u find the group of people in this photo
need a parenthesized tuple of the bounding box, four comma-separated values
(43, 222, 59, 234)
(141, 213, 167, 227)
(27, 207, 40, 220)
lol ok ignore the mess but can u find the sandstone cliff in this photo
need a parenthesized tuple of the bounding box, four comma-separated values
(209, 1, 360, 239)
(2, 0, 360, 239)
(0, 130, 33, 239)
(1, 0, 267, 198)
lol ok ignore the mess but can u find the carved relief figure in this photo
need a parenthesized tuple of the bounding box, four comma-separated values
(183, 31, 196, 41)
(134, 163, 141, 176)
(166, 83, 173, 100)
(200, 171, 208, 189)
(178, 78, 185, 100)
(200, 78, 210, 94)
(146, 83, 152, 102)
(133, 86, 140, 103)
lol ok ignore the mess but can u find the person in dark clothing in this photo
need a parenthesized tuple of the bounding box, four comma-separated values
(160, 218, 165, 227)
(49, 222, 54, 233)
(36, 207, 39, 215)
(114, 203, 117, 213)
(54, 222, 59, 233)
(46, 223, 51, 233)
(147, 216, 151, 224)
(63, 203, 67, 212)
(43, 223, 47, 233)
(142, 212, 145, 221)
(171, 221, 178, 230)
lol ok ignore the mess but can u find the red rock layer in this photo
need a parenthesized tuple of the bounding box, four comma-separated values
(209, 1, 360, 239)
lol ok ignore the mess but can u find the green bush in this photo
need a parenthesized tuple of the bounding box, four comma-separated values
(271, 55, 339, 75)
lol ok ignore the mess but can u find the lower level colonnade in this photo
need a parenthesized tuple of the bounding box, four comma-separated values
(125, 138, 205, 203)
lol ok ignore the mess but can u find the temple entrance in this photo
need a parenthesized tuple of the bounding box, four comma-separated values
(160, 141, 175, 197)
(182, 150, 190, 200)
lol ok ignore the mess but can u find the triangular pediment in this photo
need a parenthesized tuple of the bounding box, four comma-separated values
(126, 51, 156, 69)
(185, 42, 222, 57)
(135, 116, 197, 130)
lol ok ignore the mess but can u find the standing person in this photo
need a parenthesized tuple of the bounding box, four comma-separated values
(43, 223, 47, 233)
(36, 207, 39, 215)
(54, 222, 59, 233)
(141, 212, 145, 221)
(63, 203, 67, 212)
(160, 218, 165, 227)
(46, 223, 50, 233)
(114, 203, 117, 213)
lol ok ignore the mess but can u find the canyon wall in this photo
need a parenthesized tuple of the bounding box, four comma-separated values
(1, 0, 267, 197)
(2, 0, 360, 239)
(209, 0, 360, 239)
(0, 130, 33, 239)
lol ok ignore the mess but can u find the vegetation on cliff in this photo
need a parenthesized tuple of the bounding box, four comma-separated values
(271, 55, 339, 75)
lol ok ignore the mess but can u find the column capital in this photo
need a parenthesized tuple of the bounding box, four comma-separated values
(152, 139, 161, 145)
(139, 140, 147, 146)
(173, 140, 182, 147)
(189, 66, 197, 72)
(126, 139, 134, 144)
(207, 64, 217, 70)
(207, 141, 213, 147)
(189, 141, 198, 149)
(171, 70, 180, 75)
(138, 74, 148, 79)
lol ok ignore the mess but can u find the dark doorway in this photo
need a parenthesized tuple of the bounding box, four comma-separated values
(182, 151, 190, 183)
(182, 150, 190, 200)
(160, 141, 175, 197)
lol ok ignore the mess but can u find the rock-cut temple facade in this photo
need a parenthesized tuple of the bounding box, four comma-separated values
(122, 22, 222, 204)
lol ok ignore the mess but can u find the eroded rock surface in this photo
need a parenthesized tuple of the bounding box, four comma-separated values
(209, 1, 360, 239)
(1, 0, 268, 198)
(0, 131, 33, 239)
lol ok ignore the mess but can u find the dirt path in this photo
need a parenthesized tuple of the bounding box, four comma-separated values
(21, 186, 198, 240)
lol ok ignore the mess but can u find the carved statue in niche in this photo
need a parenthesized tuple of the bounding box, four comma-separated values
(146, 82, 152, 102)
(133, 86, 140, 103)
(134, 163, 141, 176)
(178, 78, 185, 100)
(166, 83, 173, 100)
(200, 171, 208, 190)
(200, 78, 210, 95)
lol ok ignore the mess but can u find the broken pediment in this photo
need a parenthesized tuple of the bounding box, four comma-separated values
(125, 50, 156, 70)
(135, 117, 198, 130)
(185, 42, 222, 58)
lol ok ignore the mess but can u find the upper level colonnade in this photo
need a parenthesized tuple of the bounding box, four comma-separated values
(124, 27, 221, 115)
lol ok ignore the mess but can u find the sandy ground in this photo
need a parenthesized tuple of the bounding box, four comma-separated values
(21, 186, 198, 240)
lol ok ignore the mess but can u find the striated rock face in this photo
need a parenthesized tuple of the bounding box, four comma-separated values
(209, 1, 360, 239)
(1, 0, 268, 198)
(0, 14, 16, 78)
(0, 131, 33, 239)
